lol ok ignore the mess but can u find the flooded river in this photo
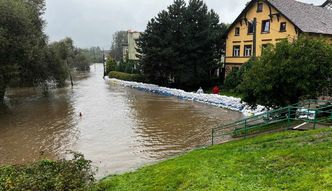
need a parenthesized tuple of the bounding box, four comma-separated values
(0, 64, 243, 177)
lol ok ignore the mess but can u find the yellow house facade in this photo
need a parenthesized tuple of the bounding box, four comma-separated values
(224, 0, 332, 74)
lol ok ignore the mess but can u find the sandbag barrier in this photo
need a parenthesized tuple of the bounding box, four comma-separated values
(107, 78, 266, 116)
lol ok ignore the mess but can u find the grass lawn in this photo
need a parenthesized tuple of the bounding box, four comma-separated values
(95, 128, 332, 191)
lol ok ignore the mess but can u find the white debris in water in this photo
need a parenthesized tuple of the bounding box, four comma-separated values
(106, 78, 266, 116)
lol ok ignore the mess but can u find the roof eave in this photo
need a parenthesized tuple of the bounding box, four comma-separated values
(303, 31, 332, 36)
(222, 0, 258, 39)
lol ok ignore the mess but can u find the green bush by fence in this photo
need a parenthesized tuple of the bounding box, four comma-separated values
(109, 71, 145, 82)
(0, 152, 95, 191)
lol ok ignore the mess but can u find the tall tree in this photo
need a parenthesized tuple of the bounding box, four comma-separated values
(0, 0, 93, 102)
(110, 31, 128, 62)
(0, 0, 48, 102)
(137, 0, 227, 88)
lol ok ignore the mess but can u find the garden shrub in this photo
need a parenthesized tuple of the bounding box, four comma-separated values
(239, 36, 332, 108)
(224, 59, 253, 92)
(106, 58, 117, 74)
(0, 152, 95, 191)
(223, 69, 240, 91)
(109, 71, 145, 82)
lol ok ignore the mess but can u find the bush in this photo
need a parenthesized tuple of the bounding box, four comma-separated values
(239, 36, 332, 108)
(114, 60, 140, 74)
(223, 69, 240, 91)
(106, 58, 117, 74)
(224, 59, 253, 92)
(0, 152, 95, 191)
(109, 71, 145, 82)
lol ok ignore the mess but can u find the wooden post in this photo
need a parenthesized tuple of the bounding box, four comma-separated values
(211, 129, 214, 146)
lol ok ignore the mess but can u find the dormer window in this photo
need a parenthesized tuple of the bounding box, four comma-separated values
(235, 27, 240, 36)
(280, 22, 287, 32)
(257, 2, 263, 12)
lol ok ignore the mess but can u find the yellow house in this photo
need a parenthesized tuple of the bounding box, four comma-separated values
(224, 0, 332, 74)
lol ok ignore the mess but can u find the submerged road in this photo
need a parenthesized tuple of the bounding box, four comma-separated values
(0, 64, 243, 177)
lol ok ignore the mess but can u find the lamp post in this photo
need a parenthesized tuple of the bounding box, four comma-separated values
(103, 50, 106, 78)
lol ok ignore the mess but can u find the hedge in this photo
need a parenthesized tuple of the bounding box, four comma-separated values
(108, 71, 145, 82)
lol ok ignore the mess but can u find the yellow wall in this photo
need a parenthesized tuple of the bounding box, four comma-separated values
(225, 1, 298, 70)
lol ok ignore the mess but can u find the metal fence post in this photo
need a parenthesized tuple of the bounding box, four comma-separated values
(211, 129, 214, 146)
(244, 119, 248, 139)
(313, 110, 317, 130)
(287, 107, 291, 129)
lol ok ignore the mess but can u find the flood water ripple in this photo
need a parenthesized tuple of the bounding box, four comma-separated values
(0, 64, 243, 178)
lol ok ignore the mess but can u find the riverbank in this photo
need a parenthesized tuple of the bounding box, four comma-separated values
(95, 128, 332, 190)
(107, 78, 265, 116)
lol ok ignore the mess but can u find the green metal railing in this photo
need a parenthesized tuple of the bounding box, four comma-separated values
(211, 100, 332, 145)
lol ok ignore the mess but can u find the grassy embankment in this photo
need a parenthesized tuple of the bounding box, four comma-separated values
(96, 128, 332, 191)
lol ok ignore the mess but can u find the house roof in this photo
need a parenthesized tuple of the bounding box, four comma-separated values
(269, 0, 332, 35)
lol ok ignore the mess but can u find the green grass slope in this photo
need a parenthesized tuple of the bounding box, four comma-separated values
(96, 128, 332, 191)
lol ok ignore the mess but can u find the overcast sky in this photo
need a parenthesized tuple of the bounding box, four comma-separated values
(44, 0, 325, 49)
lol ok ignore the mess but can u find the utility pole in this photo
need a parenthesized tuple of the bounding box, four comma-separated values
(103, 49, 106, 78)
(252, 18, 257, 58)
(93, 48, 96, 63)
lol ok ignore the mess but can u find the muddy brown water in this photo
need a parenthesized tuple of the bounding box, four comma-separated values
(0, 64, 243, 178)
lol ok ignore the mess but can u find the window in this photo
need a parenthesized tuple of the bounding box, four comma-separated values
(261, 20, 270, 33)
(262, 44, 269, 49)
(257, 2, 263, 12)
(244, 45, 252, 57)
(232, 66, 240, 72)
(235, 27, 240, 36)
(233, 45, 240, 57)
(248, 22, 254, 34)
(280, 22, 287, 32)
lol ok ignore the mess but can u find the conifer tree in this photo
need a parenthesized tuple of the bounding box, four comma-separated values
(137, 0, 227, 88)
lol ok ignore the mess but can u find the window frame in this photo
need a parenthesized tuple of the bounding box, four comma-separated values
(261, 20, 270, 33)
(257, 2, 263, 12)
(233, 45, 241, 57)
(244, 45, 252, 57)
(232, 66, 240, 72)
(279, 22, 287, 32)
(235, 27, 240, 36)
